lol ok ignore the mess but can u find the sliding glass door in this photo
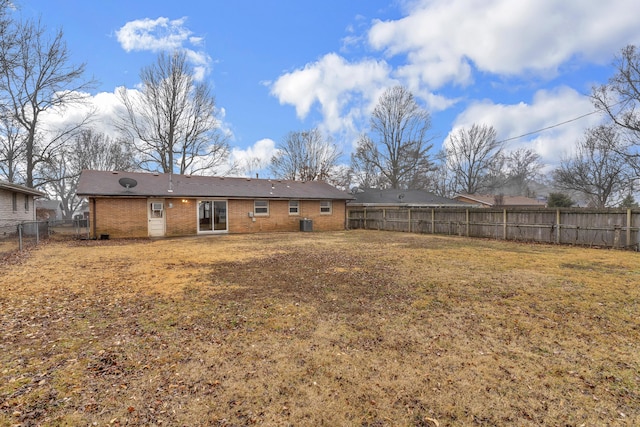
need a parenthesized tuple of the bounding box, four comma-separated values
(198, 200, 227, 233)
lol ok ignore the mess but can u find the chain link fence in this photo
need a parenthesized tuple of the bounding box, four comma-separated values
(0, 219, 90, 258)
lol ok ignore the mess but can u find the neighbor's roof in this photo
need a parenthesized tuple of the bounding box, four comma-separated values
(76, 170, 354, 200)
(36, 200, 63, 210)
(348, 188, 465, 207)
(0, 180, 46, 197)
(455, 194, 546, 207)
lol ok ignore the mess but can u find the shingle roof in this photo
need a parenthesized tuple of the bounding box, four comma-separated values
(348, 188, 464, 207)
(36, 200, 63, 210)
(76, 170, 353, 200)
(0, 180, 46, 197)
(455, 194, 546, 207)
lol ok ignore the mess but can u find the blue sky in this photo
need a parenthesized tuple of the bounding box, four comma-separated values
(16, 0, 640, 176)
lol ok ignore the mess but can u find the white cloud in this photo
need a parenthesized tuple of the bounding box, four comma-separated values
(116, 17, 212, 80)
(37, 90, 124, 141)
(270, 53, 393, 135)
(229, 138, 277, 177)
(116, 17, 190, 52)
(368, 0, 640, 86)
(268, 0, 640, 162)
(447, 86, 606, 168)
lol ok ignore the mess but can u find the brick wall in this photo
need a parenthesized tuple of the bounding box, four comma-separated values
(90, 197, 347, 238)
(90, 198, 148, 238)
(165, 199, 197, 236)
(228, 199, 346, 233)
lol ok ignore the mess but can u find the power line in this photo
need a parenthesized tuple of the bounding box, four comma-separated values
(493, 99, 627, 145)
(495, 109, 604, 144)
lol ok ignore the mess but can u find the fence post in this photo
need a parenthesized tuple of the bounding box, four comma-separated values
(556, 209, 561, 244)
(364, 208, 367, 230)
(627, 208, 632, 247)
(466, 209, 470, 237)
(18, 224, 23, 251)
(36, 221, 39, 244)
(503, 209, 507, 240)
(431, 209, 435, 234)
(408, 208, 412, 233)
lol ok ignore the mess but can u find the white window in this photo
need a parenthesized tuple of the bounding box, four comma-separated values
(320, 200, 332, 214)
(254, 200, 269, 216)
(151, 202, 163, 218)
(289, 200, 299, 215)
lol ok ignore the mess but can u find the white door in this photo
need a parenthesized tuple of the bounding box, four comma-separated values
(148, 199, 166, 237)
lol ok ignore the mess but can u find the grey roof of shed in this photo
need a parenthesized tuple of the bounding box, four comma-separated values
(348, 188, 464, 207)
(0, 180, 46, 197)
(76, 170, 353, 200)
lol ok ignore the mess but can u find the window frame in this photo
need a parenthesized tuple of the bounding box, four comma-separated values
(197, 199, 228, 233)
(24, 194, 29, 211)
(320, 200, 332, 215)
(12, 192, 17, 212)
(254, 200, 269, 216)
(150, 202, 164, 218)
(288, 200, 300, 215)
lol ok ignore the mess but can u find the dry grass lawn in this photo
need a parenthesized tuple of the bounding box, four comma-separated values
(1, 230, 639, 426)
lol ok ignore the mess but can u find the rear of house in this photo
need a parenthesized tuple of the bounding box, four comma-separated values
(76, 170, 353, 238)
(0, 181, 45, 228)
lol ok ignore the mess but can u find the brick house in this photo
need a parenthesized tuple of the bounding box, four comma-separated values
(76, 170, 354, 238)
(0, 180, 45, 228)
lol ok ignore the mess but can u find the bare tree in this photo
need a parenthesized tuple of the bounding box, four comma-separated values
(425, 152, 458, 197)
(0, 3, 26, 182)
(503, 148, 544, 196)
(553, 124, 632, 208)
(0, 114, 24, 182)
(71, 129, 136, 172)
(240, 156, 269, 179)
(352, 86, 433, 189)
(270, 128, 341, 181)
(118, 51, 229, 175)
(350, 144, 388, 190)
(592, 45, 640, 172)
(592, 46, 640, 137)
(0, 0, 14, 75)
(327, 164, 353, 191)
(41, 130, 136, 219)
(0, 18, 95, 187)
(445, 124, 503, 194)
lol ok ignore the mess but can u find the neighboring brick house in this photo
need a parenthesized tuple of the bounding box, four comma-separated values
(0, 180, 45, 228)
(76, 170, 354, 238)
(454, 194, 546, 208)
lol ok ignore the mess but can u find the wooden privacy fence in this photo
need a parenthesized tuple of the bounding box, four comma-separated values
(347, 207, 640, 250)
